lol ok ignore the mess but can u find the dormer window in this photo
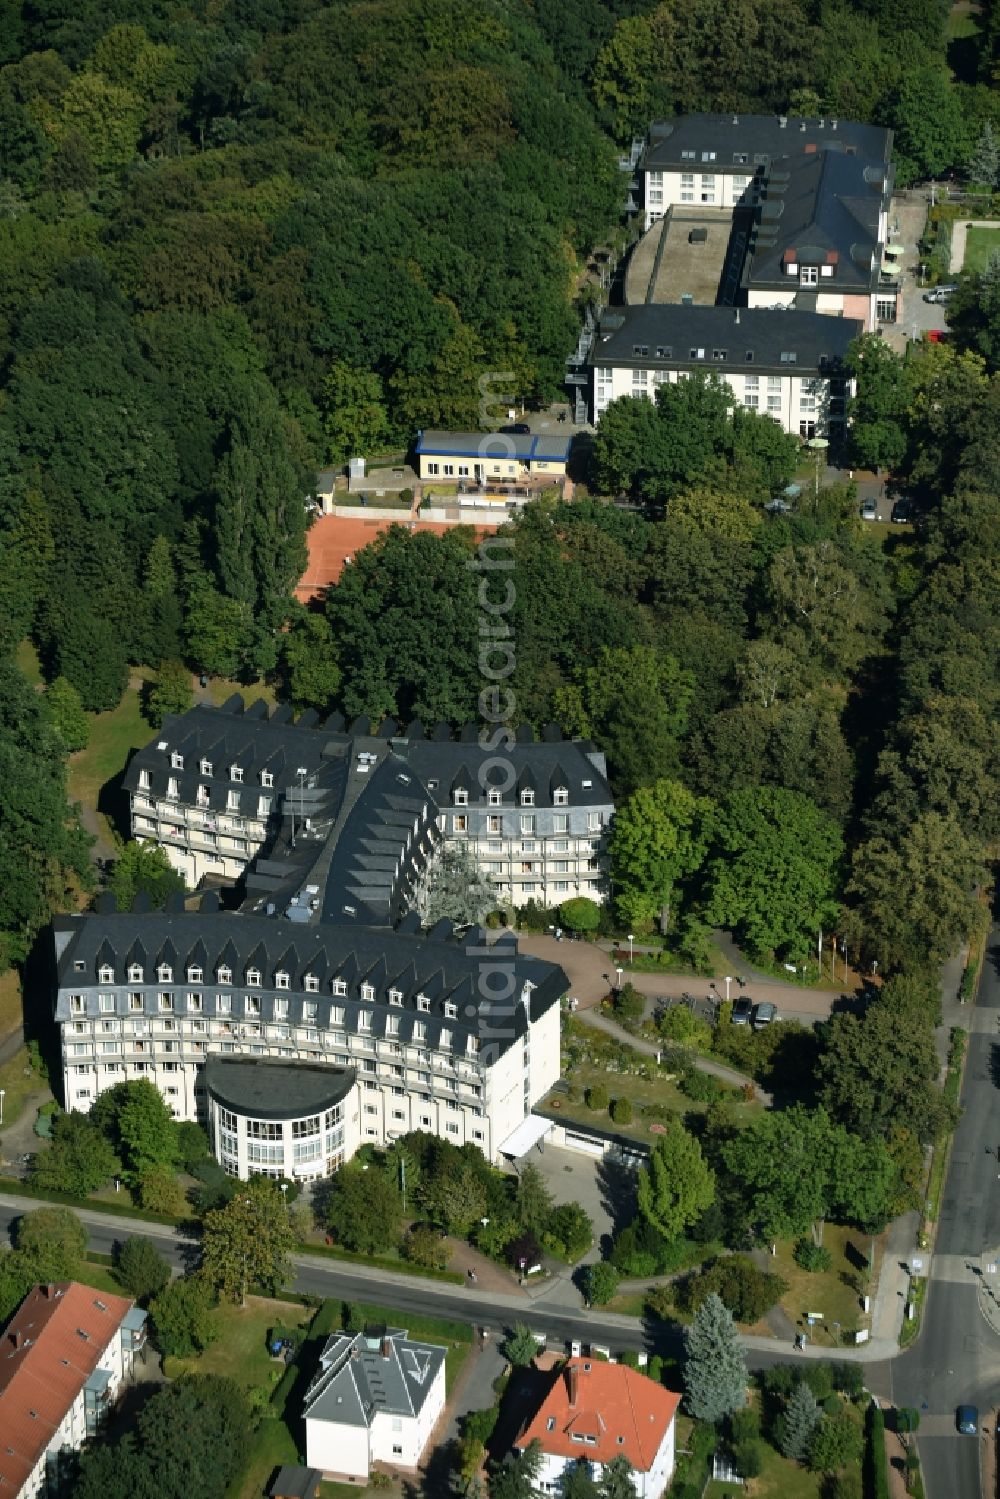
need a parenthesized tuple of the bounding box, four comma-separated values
(417, 995, 430, 1013)
(138, 770, 151, 790)
(332, 978, 347, 997)
(444, 1001, 458, 1020)
(229, 764, 243, 783)
(157, 964, 172, 983)
(520, 789, 534, 807)
(388, 988, 403, 1006)
(553, 787, 568, 806)
(99, 964, 114, 984)
(780, 351, 798, 365)
(304, 975, 319, 994)
(275, 971, 290, 990)
(360, 982, 375, 1002)
(166, 778, 179, 801)
(217, 965, 232, 985)
(170, 752, 184, 770)
(200, 759, 213, 776)
(227, 790, 240, 811)
(128, 963, 144, 983)
(187, 966, 202, 984)
(487, 789, 502, 806)
(261, 771, 273, 788)
(453, 788, 468, 806)
(246, 967, 261, 987)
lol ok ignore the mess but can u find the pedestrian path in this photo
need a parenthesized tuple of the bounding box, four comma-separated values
(576, 1006, 771, 1104)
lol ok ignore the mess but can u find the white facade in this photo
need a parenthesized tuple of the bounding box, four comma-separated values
(441, 797, 610, 908)
(644, 164, 756, 227)
(535, 1424, 675, 1499)
(593, 361, 849, 439)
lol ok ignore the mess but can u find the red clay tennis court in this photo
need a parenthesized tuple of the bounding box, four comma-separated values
(296, 514, 500, 601)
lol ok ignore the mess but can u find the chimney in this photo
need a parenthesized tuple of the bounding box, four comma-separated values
(800, 120, 807, 132)
(381, 1337, 391, 1358)
(778, 116, 787, 128)
(43, 1285, 55, 1300)
(9, 1330, 22, 1350)
(566, 1364, 580, 1408)
(734, 308, 741, 325)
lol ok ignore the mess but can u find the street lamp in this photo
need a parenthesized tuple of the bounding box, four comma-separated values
(724, 975, 732, 1003)
(806, 436, 829, 506)
(615, 966, 623, 991)
(0, 1089, 5, 1126)
(627, 933, 634, 965)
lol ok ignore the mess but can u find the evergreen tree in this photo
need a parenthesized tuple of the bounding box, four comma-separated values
(46, 675, 89, 752)
(599, 1456, 638, 1499)
(116, 1236, 171, 1302)
(683, 1292, 748, 1422)
(967, 120, 1000, 188)
(414, 842, 497, 927)
(144, 660, 194, 728)
(490, 1439, 543, 1499)
(780, 1381, 821, 1461)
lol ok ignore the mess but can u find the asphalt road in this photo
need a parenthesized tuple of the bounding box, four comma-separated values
(892, 924, 1000, 1499)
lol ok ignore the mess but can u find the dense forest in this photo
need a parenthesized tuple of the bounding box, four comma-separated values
(0, 0, 997, 981)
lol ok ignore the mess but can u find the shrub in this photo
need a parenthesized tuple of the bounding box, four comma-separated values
(678, 1067, 720, 1104)
(403, 1224, 449, 1271)
(613, 983, 645, 1026)
(116, 1236, 171, 1302)
(611, 1096, 633, 1125)
(794, 1238, 833, 1273)
(733, 1438, 763, 1478)
(560, 897, 600, 934)
(658, 1006, 712, 1048)
(584, 1262, 621, 1306)
(586, 1083, 609, 1112)
(866, 1402, 889, 1499)
(683, 1255, 788, 1324)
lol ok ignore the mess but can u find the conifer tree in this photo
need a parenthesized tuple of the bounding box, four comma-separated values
(683, 1292, 748, 1422)
(780, 1380, 821, 1461)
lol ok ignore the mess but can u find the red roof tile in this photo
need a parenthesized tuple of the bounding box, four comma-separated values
(0, 1282, 133, 1494)
(517, 1358, 680, 1473)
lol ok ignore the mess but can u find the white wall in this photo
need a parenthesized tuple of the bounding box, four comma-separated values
(371, 1361, 445, 1468)
(534, 1421, 675, 1499)
(592, 363, 840, 437)
(644, 168, 753, 227)
(306, 1416, 371, 1479)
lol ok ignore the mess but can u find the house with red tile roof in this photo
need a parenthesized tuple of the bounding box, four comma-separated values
(515, 1357, 681, 1498)
(0, 1281, 147, 1498)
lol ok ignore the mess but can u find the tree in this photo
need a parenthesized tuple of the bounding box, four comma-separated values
(29, 1111, 119, 1197)
(107, 841, 186, 913)
(562, 1463, 599, 1499)
(322, 361, 389, 464)
(15, 1207, 87, 1280)
(611, 1096, 633, 1126)
(637, 1118, 716, 1243)
(846, 334, 909, 471)
(403, 1224, 449, 1271)
(415, 842, 497, 928)
(720, 1106, 833, 1240)
(808, 1411, 863, 1473)
(137, 1163, 187, 1217)
(133, 1373, 251, 1498)
(116, 1236, 170, 1302)
(780, 1381, 821, 1461)
(599, 1456, 638, 1499)
(326, 1163, 402, 1254)
(515, 1163, 555, 1236)
(184, 581, 257, 679)
(684, 1256, 788, 1323)
(46, 676, 89, 752)
(683, 1292, 748, 1422)
(93, 1079, 179, 1181)
(144, 661, 193, 729)
(609, 779, 713, 931)
(502, 1323, 541, 1367)
(584, 1261, 621, 1306)
(701, 788, 843, 959)
(490, 1440, 543, 1499)
(586, 1084, 609, 1112)
(150, 1274, 216, 1358)
(282, 608, 341, 712)
(560, 897, 601, 935)
(201, 1177, 297, 1304)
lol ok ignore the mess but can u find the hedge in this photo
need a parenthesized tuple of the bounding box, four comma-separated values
(300, 1240, 463, 1284)
(865, 1402, 889, 1499)
(0, 1177, 189, 1228)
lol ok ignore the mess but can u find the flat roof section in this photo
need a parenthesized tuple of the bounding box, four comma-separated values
(204, 1054, 357, 1119)
(647, 208, 734, 306)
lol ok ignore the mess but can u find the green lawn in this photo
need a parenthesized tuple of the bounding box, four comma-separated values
(548, 1054, 762, 1148)
(65, 670, 155, 852)
(962, 224, 1000, 275)
(0, 970, 23, 1038)
(945, 6, 980, 38)
(166, 1296, 314, 1388)
(15, 639, 43, 686)
(0, 1048, 51, 1135)
(764, 1225, 879, 1343)
(705, 1441, 824, 1498)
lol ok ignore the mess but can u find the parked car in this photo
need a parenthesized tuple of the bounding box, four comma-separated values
(860, 499, 878, 521)
(731, 997, 753, 1026)
(891, 498, 914, 523)
(956, 1405, 979, 1435)
(764, 497, 793, 514)
(923, 284, 957, 303)
(753, 1002, 777, 1029)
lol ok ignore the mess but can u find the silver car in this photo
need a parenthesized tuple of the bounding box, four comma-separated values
(860, 499, 878, 521)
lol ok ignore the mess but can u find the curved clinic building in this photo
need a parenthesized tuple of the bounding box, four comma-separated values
(205, 1055, 359, 1182)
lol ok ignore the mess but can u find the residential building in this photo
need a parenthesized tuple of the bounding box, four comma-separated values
(591, 304, 859, 438)
(516, 1358, 681, 1499)
(53, 910, 564, 1174)
(637, 113, 896, 331)
(303, 1326, 446, 1482)
(414, 430, 571, 484)
(0, 1281, 147, 1499)
(122, 699, 613, 908)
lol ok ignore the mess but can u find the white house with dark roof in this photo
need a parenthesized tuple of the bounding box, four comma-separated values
(303, 1327, 446, 1482)
(636, 113, 896, 332)
(591, 304, 860, 438)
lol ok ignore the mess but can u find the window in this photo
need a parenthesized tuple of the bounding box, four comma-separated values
(780, 351, 798, 365)
(588, 812, 602, 831)
(304, 975, 319, 993)
(333, 978, 347, 996)
(200, 759, 213, 776)
(426, 462, 439, 476)
(520, 788, 534, 806)
(689, 348, 705, 360)
(303, 1000, 318, 1021)
(246, 966, 262, 987)
(713, 349, 727, 362)
(443, 463, 454, 476)
(274, 997, 289, 1019)
(217, 965, 232, 985)
(733, 151, 748, 164)
(417, 996, 430, 1013)
(444, 1001, 458, 1020)
(129, 994, 142, 1012)
(453, 815, 468, 833)
(359, 1011, 372, 1032)
(227, 790, 240, 811)
(553, 786, 568, 806)
(800, 265, 818, 286)
(229, 764, 243, 783)
(158, 993, 173, 1012)
(257, 796, 272, 818)
(156, 963, 172, 983)
(701, 150, 716, 162)
(389, 988, 403, 1006)
(631, 343, 648, 358)
(187, 965, 203, 984)
(138, 770, 151, 790)
(744, 394, 759, 410)
(187, 992, 202, 1013)
(487, 788, 502, 806)
(261, 770, 273, 788)
(275, 970, 289, 990)
(767, 394, 782, 413)
(218, 993, 231, 1014)
(245, 995, 261, 1017)
(128, 963, 143, 983)
(487, 815, 501, 834)
(361, 982, 375, 1002)
(520, 814, 535, 835)
(453, 788, 468, 806)
(170, 751, 184, 769)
